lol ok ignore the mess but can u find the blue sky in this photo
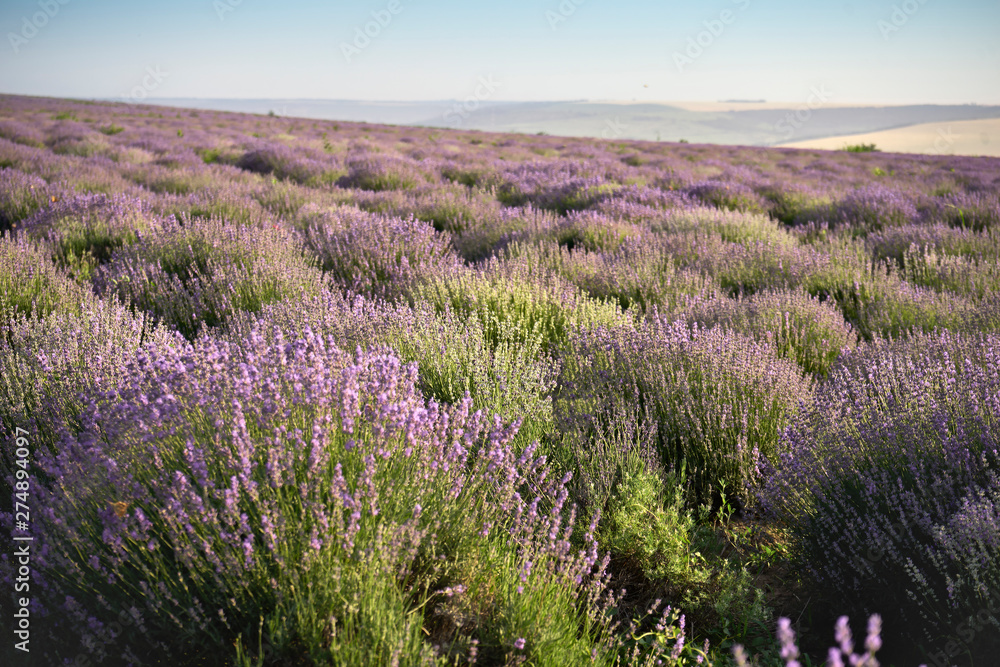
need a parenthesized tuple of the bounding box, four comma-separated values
(1, 0, 998, 104)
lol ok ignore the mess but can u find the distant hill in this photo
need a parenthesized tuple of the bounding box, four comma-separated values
(134, 98, 488, 127)
(417, 101, 1000, 147)
(137, 98, 1000, 151)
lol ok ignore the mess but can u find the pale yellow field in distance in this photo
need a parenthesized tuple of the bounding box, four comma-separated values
(593, 100, 868, 112)
(779, 118, 1000, 157)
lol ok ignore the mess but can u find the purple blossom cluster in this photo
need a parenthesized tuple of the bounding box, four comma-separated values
(734, 615, 889, 667)
(301, 205, 461, 299)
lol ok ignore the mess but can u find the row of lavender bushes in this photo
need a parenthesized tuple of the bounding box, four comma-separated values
(1, 294, 913, 666)
(1, 299, 611, 664)
(7, 223, 989, 663)
(2, 93, 999, 664)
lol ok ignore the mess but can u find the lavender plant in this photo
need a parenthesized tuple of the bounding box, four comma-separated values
(225, 293, 559, 450)
(0, 297, 178, 493)
(126, 161, 224, 195)
(412, 257, 632, 352)
(894, 242, 1000, 300)
(95, 216, 325, 339)
(930, 191, 1000, 232)
(648, 207, 797, 249)
(0, 119, 46, 147)
(830, 184, 919, 235)
(0, 135, 66, 180)
(733, 615, 890, 667)
(0, 167, 56, 231)
(338, 153, 428, 191)
(21, 192, 164, 282)
(868, 223, 1000, 267)
(302, 206, 461, 300)
(558, 318, 813, 509)
(0, 233, 92, 318)
(448, 204, 557, 262)
(764, 330, 1000, 663)
(182, 183, 279, 227)
(235, 139, 338, 186)
(684, 288, 857, 377)
(351, 183, 503, 235)
(687, 180, 767, 215)
(493, 161, 628, 213)
(535, 209, 643, 253)
(957, 292, 1000, 333)
(506, 237, 716, 316)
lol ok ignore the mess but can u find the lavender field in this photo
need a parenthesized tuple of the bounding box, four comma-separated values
(1, 92, 999, 666)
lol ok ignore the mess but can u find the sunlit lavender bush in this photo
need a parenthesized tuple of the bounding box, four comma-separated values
(648, 206, 797, 248)
(0, 167, 56, 232)
(506, 237, 716, 316)
(413, 256, 632, 352)
(559, 318, 813, 509)
(0, 233, 91, 318)
(95, 216, 325, 339)
(508, 209, 644, 254)
(224, 292, 559, 448)
(0, 297, 177, 490)
(685, 288, 857, 377)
